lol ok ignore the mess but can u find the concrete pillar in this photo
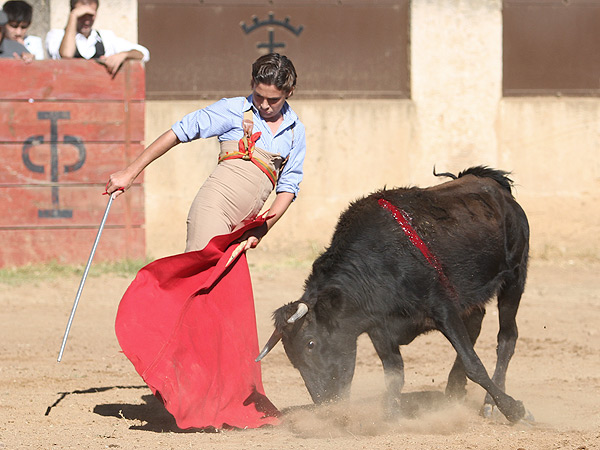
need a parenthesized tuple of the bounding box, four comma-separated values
(410, 0, 502, 185)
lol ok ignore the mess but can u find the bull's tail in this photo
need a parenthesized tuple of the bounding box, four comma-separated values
(434, 165, 514, 195)
(432, 165, 458, 180)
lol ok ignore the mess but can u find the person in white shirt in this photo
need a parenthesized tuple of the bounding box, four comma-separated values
(46, 0, 149, 75)
(1, 0, 43, 60)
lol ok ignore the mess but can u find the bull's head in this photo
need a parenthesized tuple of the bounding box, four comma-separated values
(257, 288, 358, 404)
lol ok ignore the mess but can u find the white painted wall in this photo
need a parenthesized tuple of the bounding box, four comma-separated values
(410, 0, 503, 184)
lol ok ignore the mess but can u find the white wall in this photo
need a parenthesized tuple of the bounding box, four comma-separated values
(410, 0, 503, 184)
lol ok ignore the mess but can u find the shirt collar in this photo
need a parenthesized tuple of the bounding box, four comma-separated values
(243, 96, 253, 112)
(76, 29, 100, 43)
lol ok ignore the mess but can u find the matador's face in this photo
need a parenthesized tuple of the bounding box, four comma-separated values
(251, 83, 290, 122)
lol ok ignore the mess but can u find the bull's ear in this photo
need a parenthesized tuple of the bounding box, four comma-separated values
(314, 287, 342, 330)
(273, 301, 303, 332)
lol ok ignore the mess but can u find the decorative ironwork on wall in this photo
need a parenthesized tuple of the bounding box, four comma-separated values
(241, 12, 304, 53)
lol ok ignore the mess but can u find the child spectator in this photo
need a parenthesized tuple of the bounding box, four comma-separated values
(0, 7, 30, 60)
(46, 0, 149, 75)
(2, 1, 43, 60)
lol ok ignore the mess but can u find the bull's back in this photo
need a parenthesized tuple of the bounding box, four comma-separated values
(330, 173, 528, 308)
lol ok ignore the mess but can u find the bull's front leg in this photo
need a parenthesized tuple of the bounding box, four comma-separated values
(368, 329, 405, 419)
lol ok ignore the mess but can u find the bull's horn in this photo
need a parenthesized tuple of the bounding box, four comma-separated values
(287, 302, 309, 324)
(255, 330, 282, 362)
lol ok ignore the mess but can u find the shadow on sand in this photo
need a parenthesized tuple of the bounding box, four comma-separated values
(89, 388, 451, 433)
(93, 393, 210, 433)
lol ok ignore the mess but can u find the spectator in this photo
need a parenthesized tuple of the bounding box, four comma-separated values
(46, 0, 149, 75)
(2, 1, 43, 60)
(0, 7, 31, 60)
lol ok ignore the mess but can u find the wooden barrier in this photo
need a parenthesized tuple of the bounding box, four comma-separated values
(0, 60, 145, 267)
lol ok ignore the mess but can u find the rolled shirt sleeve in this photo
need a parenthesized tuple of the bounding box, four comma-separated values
(171, 98, 238, 143)
(101, 30, 150, 63)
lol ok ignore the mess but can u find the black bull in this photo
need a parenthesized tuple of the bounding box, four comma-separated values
(257, 166, 533, 423)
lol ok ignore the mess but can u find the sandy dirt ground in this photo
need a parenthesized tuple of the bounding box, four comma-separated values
(0, 256, 599, 450)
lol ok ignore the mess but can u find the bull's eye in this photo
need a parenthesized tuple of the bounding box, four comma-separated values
(307, 340, 316, 351)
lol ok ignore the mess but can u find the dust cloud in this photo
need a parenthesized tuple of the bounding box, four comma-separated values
(282, 391, 474, 439)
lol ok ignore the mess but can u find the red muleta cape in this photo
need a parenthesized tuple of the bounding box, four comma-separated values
(115, 218, 280, 430)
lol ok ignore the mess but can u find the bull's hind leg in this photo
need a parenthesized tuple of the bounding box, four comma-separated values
(445, 306, 485, 399)
(482, 276, 533, 421)
(434, 303, 527, 423)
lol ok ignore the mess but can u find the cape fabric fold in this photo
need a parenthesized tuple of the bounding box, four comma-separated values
(115, 218, 280, 430)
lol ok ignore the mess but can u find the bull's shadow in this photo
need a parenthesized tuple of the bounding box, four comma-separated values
(281, 389, 449, 419)
(385, 389, 449, 418)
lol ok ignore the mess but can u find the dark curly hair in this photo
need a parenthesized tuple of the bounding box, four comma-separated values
(252, 53, 297, 96)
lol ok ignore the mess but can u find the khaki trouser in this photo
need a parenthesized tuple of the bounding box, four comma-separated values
(185, 141, 284, 252)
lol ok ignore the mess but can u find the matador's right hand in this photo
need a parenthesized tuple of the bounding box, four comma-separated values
(105, 170, 134, 198)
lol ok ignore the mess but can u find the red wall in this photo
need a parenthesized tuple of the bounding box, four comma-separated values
(0, 60, 145, 267)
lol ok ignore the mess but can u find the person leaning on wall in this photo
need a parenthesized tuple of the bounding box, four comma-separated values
(45, 0, 150, 75)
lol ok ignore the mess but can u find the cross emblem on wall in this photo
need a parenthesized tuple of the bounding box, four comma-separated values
(241, 12, 304, 52)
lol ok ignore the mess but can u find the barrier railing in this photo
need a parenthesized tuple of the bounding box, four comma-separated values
(0, 59, 146, 267)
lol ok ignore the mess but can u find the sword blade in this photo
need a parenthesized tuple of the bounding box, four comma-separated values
(57, 194, 115, 362)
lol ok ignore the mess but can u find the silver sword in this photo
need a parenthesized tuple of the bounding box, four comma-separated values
(57, 193, 116, 362)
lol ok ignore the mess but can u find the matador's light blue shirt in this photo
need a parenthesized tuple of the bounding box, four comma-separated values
(171, 96, 306, 197)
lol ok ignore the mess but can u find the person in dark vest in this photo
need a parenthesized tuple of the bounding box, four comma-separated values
(45, 0, 149, 75)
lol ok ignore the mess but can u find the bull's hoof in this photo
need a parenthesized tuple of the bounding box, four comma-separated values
(518, 409, 535, 426)
(383, 397, 402, 421)
(480, 403, 503, 421)
(445, 384, 467, 400)
(480, 402, 535, 425)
